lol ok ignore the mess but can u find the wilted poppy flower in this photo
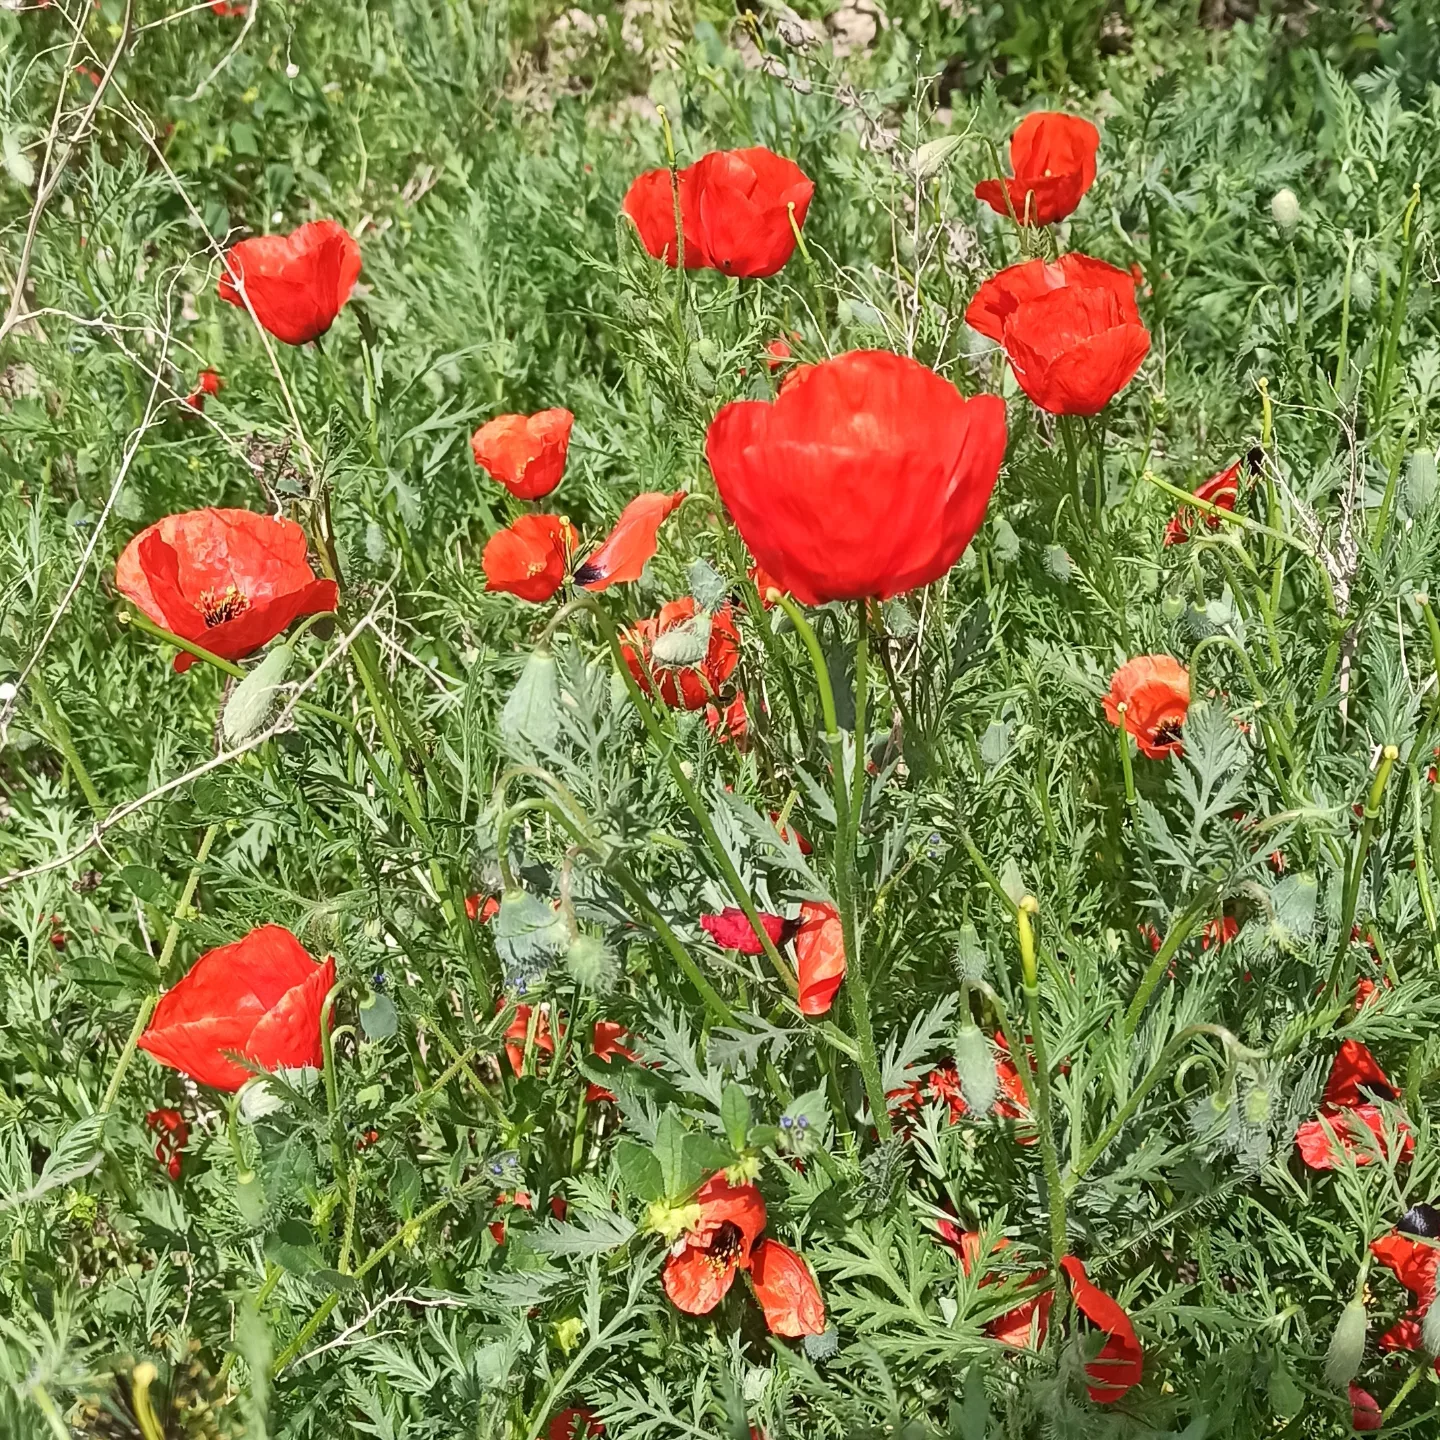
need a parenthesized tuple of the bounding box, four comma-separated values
(217, 219, 361, 346)
(501, 1001, 561, 1076)
(574, 490, 685, 591)
(116, 509, 339, 674)
(471, 409, 574, 501)
(701, 907, 786, 955)
(967, 253, 1149, 416)
(1103, 655, 1189, 760)
(145, 1108, 189, 1181)
(483, 514, 576, 603)
(749, 1238, 826, 1336)
(585, 1020, 640, 1104)
(1349, 1385, 1383, 1433)
(1061, 1256, 1143, 1404)
(975, 112, 1100, 226)
(663, 1171, 767, 1315)
(706, 350, 1008, 605)
(1296, 1039, 1413, 1171)
(704, 692, 749, 747)
(138, 924, 335, 1092)
(622, 147, 813, 279)
(184, 368, 222, 412)
(622, 598, 740, 710)
(548, 1410, 604, 1440)
(1163, 458, 1242, 546)
(795, 901, 846, 1016)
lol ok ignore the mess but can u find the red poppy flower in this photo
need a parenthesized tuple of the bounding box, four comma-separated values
(548, 1409, 604, 1440)
(1060, 1256, 1143, 1404)
(574, 491, 685, 591)
(749, 1238, 826, 1336)
(795, 901, 846, 1017)
(765, 333, 800, 373)
(966, 254, 1149, 416)
(1371, 1231, 1440, 1308)
(939, 1228, 1053, 1347)
(471, 409, 574, 501)
(622, 147, 813, 279)
(706, 350, 1007, 606)
(975, 112, 1100, 226)
(700, 907, 786, 955)
(145, 1108, 189, 1181)
(704, 693, 749, 747)
(1201, 915, 1240, 950)
(211, 1, 246, 14)
(1350, 1385, 1383, 1432)
(1295, 1040, 1413, 1170)
(483, 514, 577, 603)
(663, 1172, 767, 1315)
(184, 368, 223, 412)
(217, 220, 361, 346)
(1163, 458, 1242, 547)
(501, 1001, 561, 1077)
(1103, 656, 1190, 760)
(138, 925, 335, 1092)
(585, 1020, 640, 1104)
(622, 598, 740, 710)
(466, 894, 500, 923)
(749, 563, 786, 607)
(116, 509, 339, 674)
(550, 1195, 568, 1220)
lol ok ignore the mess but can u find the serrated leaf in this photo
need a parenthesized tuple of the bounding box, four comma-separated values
(654, 1109, 689, 1198)
(530, 1209, 637, 1256)
(615, 1139, 664, 1202)
(263, 1218, 320, 1274)
(119, 864, 168, 904)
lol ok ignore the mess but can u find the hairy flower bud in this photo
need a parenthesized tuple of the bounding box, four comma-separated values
(954, 1022, 998, 1116)
(565, 933, 617, 994)
(1325, 1299, 1367, 1389)
(1270, 188, 1300, 233)
(953, 923, 987, 985)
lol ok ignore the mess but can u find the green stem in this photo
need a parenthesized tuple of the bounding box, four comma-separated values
(1115, 707, 1137, 810)
(1124, 893, 1213, 1037)
(99, 822, 220, 1119)
(1330, 745, 1400, 994)
(1413, 770, 1439, 962)
(1016, 899, 1066, 1268)
(1374, 184, 1422, 427)
(28, 664, 104, 815)
(29, 1384, 72, 1440)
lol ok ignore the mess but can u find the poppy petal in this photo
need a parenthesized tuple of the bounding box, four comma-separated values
(1060, 1256, 1143, 1404)
(574, 491, 685, 590)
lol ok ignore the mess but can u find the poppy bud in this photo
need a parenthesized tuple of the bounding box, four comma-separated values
(221, 643, 294, 746)
(1270, 188, 1301, 233)
(1325, 1298, 1367, 1389)
(565, 934, 617, 994)
(1242, 1083, 1272, 1128)
(953, 923, 987, 985)
(1160, 592, 1185, 621)
(649, 613, 713, 667)
(954, 1022, 998, 1116)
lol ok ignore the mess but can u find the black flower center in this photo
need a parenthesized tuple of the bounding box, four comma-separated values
(198, 584, 251, 627)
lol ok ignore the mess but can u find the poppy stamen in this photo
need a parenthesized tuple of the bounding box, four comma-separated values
(198, 584, 251, 628)
(704, 1221, 744, 1273)
(1151, 718, 1184, 747)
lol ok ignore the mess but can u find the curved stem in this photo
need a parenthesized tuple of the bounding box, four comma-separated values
(1124, 891, 1214, 1037)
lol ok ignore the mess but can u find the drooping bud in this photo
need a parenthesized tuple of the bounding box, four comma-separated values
(1325, 1299, 1368, 1389)
(1242, 1082, 1272, 1128)
(954, 1022, 998, 1116)
(1270, 188, 1301, 233)
(650, 613, 712, 667)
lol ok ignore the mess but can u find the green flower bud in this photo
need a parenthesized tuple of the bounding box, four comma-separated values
(1325, 1298, 1367, 1389)
(1423, 1297, 1440, 1357)
(955, 1022, 998, 1116)
(1271, 188, 1300, 233)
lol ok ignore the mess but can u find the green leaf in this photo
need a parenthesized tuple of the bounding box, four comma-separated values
(654, 1110, 688, 1198)
(263, 1218, 320, 1275)
(3, 130, 34, 189)
(720, 1083, 751, 1150)
(500, 647, 560, 752)
(222, 644, 293, 747)
(118, 864, 168, 904)
(359, 991, 398, 1040)
(616, 1139, 664, 1202)
(682, 1131, 733, 1180)
(688, 558, 728, 611)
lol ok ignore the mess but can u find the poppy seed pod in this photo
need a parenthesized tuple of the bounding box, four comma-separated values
(1325, 1299, 1368, 1389)
(706, 350, 1008, 606)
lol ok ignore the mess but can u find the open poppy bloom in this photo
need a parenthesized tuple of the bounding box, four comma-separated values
(1296, 1039, 1413, 1171)
(585, 1020, 640, 1104)
(795, 901, 846, 1016)
(548, 1410, 604, 1440)
(1163, 458, 1242, 546)
(1060, 1257, 1143, 1403)
(574, 491, 685, 591)
(622, 147, 813, 279)
(217, 219, 361, 345)
(975, 112, 1100, 226)
(116, 509, 339, 673)
(471, 409, 575, 500)
(663, 1172, 767, 1315)
(1103, 655, 1190, 759)
(1350, 1385, 1383, 1432)
(706, 350, 1008, 605)
(501, 1001, 562, 1076)
(700, 907, 787, 955)
(967, 254, 1149, 416)
(749, 1238, 826, 1336)
(139, 925, 335, 1092)
(145, 1108, 189, 1182)
(939, 1228, 1053, 1347)
(622, 598, 740, 710)
(483, 514, 577, 603)
(184, 368, 222, 412)
(1372, 1220, 1440, 1358)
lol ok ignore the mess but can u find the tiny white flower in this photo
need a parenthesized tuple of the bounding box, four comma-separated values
(285, 61, 299, 78)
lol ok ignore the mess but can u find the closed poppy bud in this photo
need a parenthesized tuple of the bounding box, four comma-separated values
(1326, 1299, 1368, 1389)
(749, 1238, 826, 1337)
(115, 509, 339, 673)
(1103, 656, 1189, 760)
(622, 147, 813, 279)
(622, 599, 739, 710)
(794, 901, 845, 1016)
(954, 1022, 998, 1116)
(483, 514, 576, 603)
(217, 219, 361, 345)
(706, 350, 1007, 606)
(975, 112, 1100, 226)
(1271, 188, 1301, 233)
(471, 409, 574, 500)
(139, 925, 335, 1092)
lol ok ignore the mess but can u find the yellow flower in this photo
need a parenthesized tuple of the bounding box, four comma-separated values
(552, 1317, 584, 1353)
